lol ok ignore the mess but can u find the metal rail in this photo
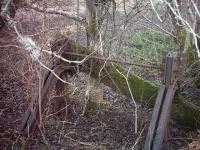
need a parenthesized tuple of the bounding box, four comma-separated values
(21, 65, 75, 134)
(63, 52, 161, 69)
(144, 52, 184, 150)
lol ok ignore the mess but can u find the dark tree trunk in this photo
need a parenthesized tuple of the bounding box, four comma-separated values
(0, 0, 21, 29)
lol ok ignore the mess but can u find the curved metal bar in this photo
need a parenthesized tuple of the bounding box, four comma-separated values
(21, 65, 76, 135)
(20, 65, 56, 133)
(144, 52, 183, 150)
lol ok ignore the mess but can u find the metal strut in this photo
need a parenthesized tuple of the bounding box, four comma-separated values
(20, 65, 75, 135)
(63, 52, 160, 69)
(144, 52, 184, 150)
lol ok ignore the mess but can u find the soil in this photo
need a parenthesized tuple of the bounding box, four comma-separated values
(0, 27, 30, 148)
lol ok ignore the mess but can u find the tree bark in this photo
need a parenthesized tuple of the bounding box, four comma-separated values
(0, 0, 22, 28)
(85, 0, 102, 52)
(167, 0, 199, 62)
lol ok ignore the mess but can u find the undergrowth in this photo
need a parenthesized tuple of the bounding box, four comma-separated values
(112, 30, 174, 81)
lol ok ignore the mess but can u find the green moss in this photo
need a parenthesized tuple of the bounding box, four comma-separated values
(52, 31, 64, 42)
(177, 27, 186, 50)
(86, 100, 108, 112)
(47, 119, 61, 126)
(186, 43, 198, 63)
(195, 82, 200, 88)
(172, 101, 200, 128)
(104, 64, 158, 104)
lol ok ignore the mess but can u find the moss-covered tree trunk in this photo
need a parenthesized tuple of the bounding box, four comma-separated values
(165, 1, 200, 128)
(167, 0, 199, 63)
(51, 36, 200, 129)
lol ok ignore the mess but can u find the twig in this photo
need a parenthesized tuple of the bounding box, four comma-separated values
(63, 52, 160, 69)
(25, 1, 86, 25)
(111, 63, 138, 134)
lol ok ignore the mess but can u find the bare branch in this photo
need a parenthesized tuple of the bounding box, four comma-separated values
(25, 1, 87, 25)
(111, 63, 138, 134)
(142, 15, 176, 38)
(149, 0, 163, 22)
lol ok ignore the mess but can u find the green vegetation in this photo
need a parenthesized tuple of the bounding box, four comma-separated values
(112, 30, 173, 81)
(172, 100, 200, 128)
(104, 64, 158, 103)
(186, 43, 199, 63)
(52, 36, 200, 129)
(121, 30, 173, 65)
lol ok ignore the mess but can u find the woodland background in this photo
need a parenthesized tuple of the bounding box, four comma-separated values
(0, 0, 200, 149)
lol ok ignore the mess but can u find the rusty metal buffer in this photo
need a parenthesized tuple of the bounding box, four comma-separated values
(144, 52, 184, 150)
(21, 65, 75, 134)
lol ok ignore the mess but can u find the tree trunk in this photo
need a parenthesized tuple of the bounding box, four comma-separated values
(85, 0, 103, 53)
(0, 0, 22, 27)
(167, 0, 199, 63)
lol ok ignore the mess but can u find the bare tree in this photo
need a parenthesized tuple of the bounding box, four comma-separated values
(85, 0, 116, 55)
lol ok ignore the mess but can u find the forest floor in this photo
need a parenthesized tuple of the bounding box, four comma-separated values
(0, 1, 200, 149)
(0, 26, 200, 149)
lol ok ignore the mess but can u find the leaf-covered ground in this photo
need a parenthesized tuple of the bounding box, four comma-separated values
(0, 27, 200, 149)
(0, 2, 200, 148)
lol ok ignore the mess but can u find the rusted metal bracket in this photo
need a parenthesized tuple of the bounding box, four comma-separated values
(144, 52, 184, 150)
(21, 65, 75, 135)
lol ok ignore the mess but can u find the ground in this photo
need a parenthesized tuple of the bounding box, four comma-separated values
(0, 1, 200, 149)
(0, 27, 200, 149)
